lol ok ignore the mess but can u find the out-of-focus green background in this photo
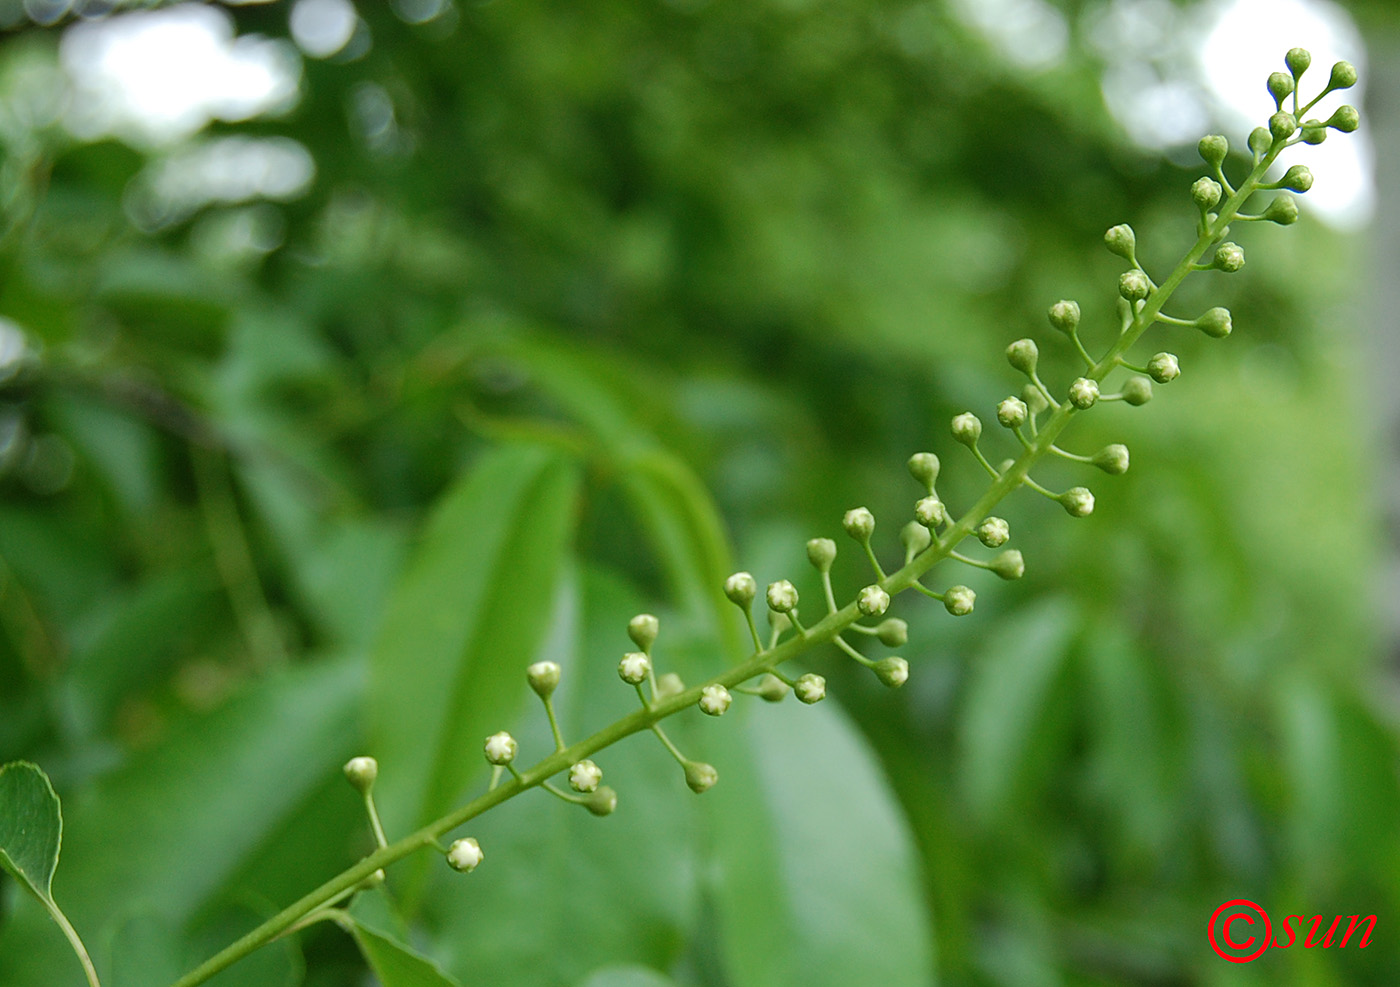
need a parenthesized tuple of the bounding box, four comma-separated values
(0, 1, 1397, 984)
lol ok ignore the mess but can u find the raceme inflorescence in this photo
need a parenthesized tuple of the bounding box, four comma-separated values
(0, 50, 1362, 987)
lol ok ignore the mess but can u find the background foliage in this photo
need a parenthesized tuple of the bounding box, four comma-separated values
(0, 0, 1396, 984)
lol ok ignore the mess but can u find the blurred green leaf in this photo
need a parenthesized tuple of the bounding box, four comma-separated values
(345, 917, 462, 987)
(369, 443, 581, 846)
(107, 913, 184, 987)
(577, 966, 679, 987)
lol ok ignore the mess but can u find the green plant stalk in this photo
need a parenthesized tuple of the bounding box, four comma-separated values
(170, 145, 1284, 987)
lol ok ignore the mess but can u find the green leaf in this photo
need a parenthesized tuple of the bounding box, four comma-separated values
(369, 444, 581, 840)
(0, 761, 61, 905)
(706, 697, 935, 987)
(577, 965, 679, 987)
(346, 919, 463, 987)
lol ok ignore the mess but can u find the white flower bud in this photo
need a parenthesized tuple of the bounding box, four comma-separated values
(1048, 300, 1080, 334)
(698, 684, 733, 716)
(343, 756, 378, 794)
(843, 507, 875, 542)
(1212, 242, 1245, 272)
(627, 614, 659, 652)
(976, 516, 1010, 548)
(1092, 444, 1130, 475)
(906, 452, 940, 490)
(996, 396, 1028, 429)
(618, 651, 651, 685)
(901, 520, 932, 557)
(724, 571, 757, 607)
(950, 412, 982, 446)
(1191, 176, 1223, 210)
(806, 538, 837, 572)
(857, 585, 890, 617)
(1068, 377, 1099, 410)
(447, 837, 483, 873)
(766, 579, 798, 613)
(756, 673, 789, 702)
(1006, 338, 1039, 373)
(527, 661, 561, 699)
(655, 672, 685, 700)
(914, 496, 946, 529)
(1118, 269, 1150, 302)
(1195, 307, 1232, 339)
(584, 786, 618, 816)
(876, 617, 908, 647)
(1147, 352, 1179, 383)
(872, 656, 909, 689)
(1121, 376, 1153, 406)
(989, 549, 1024, 580)
(1059, 486, 1095, 517)
(794, 673, 826, 704)
(684, 761, 718, 794)
(569, 759, 603, 793)
(943, 585, 975, 616)
(483, 731, 518, 766)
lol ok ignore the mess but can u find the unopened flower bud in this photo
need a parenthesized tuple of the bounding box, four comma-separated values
(766, 580, 798, 613)
(447, 837, 483, 873)
(1267, 72, 1295, 106)
(343, 756, 378, 794)
(872, 656, 909, 689)
(951, 412, 982, 446)
(770, 611, 791, 634)
(655, 672, 685, 700)
(906, 451, 940, 490)
(794, 673, 826, 704)
(1328, 60, 1357, 91)
(1092, 443, 1130, 475)
(843, 507, 875, 542)
(1103, 223, 1136, 259)
(943, 585, 975, 616)
(483, 732, 518, 766)
(901, 520, 932, 556)
(806, 537, 837, 573)
(527, 661, 561, 699)
(914, 496, 946, 528)
(857, 585, 890, 617)
(1118, 270, 1150, 302)
(756, 673, 789, 702)
(1264, 194, 1300, 225)
(997, 396, 1028, 428)
(724, 571, 757, 607)
(584, 786, 618, 816)
(698, 684, 733, 716)
(1196, 306, 1232, 339)
(1147, 352, 1180, 383)
(1068, 377, 1099, 410)
(1248, 126, 1272, 156)
(1121, 376, 1153, 406)
(684, 761, 718, 793)
(569, 759, 603, 793)
(1048, 299, 1080, 334)
(1213, 242, 1245, 272)
(1006, 338, 1039, 374)
(1277, 164, 1313, 193)
(1285, 47, 1311, 79)
(618, 651, 651, 685)
(989, 549, 1025, 580)
(1300, 119, 1327, 144)
(976, 516, 1010, 548)
(876, 617, 908, 647)
(627, 614, 659, 652)
(360, 869, 386, 889)
(1059, 486, 1095, 517)
(1022, 384, 1048, 415)
(1269, 110, 1297, 142)
(1191, 176, 1222, 211)
(1198, 134, 1229, 166)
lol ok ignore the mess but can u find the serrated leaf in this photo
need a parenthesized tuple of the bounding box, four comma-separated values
(0, 761, 61, 905)
(369, 444, 581, 843)
(347, 919, 463, 987)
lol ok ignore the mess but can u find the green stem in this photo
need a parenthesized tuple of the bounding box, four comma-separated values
(168, 144, 1282, 987)
(45, 899, 100, 987)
